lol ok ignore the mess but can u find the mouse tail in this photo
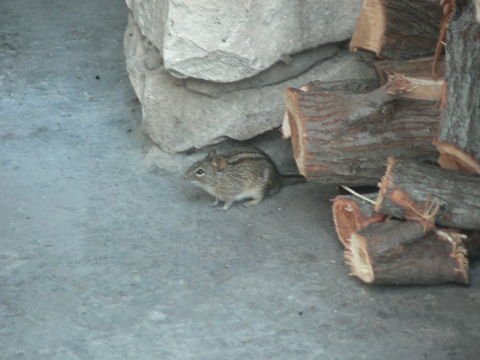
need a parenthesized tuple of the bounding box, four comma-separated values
(281, 175, 307, 187)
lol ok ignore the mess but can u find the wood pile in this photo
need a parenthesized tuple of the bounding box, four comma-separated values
(283, 0, 480, 285)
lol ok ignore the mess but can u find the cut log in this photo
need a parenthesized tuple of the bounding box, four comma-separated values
(350, 0, 442, 60)
(438, 0, 480, 169)
(345, 219, 469, 285)
(375, 158, 480, 230)
(374, 57, 445, 101)
(332, 193, 386, 247)
(284, 78, 440, 184)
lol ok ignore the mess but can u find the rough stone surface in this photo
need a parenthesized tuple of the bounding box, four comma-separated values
(126, 0, 364, 82)
(182, 44, 341, 98)
(124, 16, 376, 153)
(125, 0, 167, 58)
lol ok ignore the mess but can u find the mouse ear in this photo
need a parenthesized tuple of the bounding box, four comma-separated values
(207, 149, 217, 159)
(210, 156, 226, 171)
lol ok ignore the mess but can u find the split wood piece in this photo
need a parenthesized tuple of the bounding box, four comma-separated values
(375, 158, 480, 230)
(350, 0, 442, 60)
(374, 57, 445, 101)
(284, 78, 439, 184)
(332, 193, 386, 248)
(345, 219, 469, 285)
(439, 0, 480, 166)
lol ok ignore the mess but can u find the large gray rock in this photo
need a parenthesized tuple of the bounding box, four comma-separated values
(126, 0, 364, 82)
(125, 0, 167, 57)
(181, 44, 341, 98)
(124, 16, 376, 153)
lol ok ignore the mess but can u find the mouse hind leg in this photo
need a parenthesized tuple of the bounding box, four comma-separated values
(243, 197, 262, 207)
(240, 186, 265, 207)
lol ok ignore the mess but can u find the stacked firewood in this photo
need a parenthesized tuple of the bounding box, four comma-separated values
(283, 0, 480, 285)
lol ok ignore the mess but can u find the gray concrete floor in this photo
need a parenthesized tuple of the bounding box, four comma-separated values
(1, 0, 480, 359)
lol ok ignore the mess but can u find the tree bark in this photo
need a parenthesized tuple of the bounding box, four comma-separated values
(438, 0, 480, 170)
(345, 219, 469, 285)
(332, 194, 386, 247)
(284, 78, 440, 184)
(374, 57, 445, 101)
(350, 0, 441, 60)
(375, 157, 480, 230)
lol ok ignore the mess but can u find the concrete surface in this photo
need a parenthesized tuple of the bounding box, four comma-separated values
(1, 1, 480, 359)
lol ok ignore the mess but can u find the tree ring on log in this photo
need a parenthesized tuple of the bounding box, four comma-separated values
(332, 194, 386, 247)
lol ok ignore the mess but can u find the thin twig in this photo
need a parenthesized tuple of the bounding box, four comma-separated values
(341, 186, 376, 205)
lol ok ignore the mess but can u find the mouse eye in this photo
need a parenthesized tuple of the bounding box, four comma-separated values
(196, 169, 204, 175)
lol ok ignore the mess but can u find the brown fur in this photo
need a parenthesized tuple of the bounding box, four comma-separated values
(183, 147, 302, 209)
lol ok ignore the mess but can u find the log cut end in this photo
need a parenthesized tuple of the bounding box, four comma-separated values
(284, 87, 307, 177)
(332, 195, 386, 247)
(284, 84, 316, 178)
(281, 112, 291, 139)
(344, 231, 375, 283)
(350, 0, 385, 57)
(435, 141, 480, 174)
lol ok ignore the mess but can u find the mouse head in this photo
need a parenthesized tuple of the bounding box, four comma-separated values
(183, 149, 227, 184)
